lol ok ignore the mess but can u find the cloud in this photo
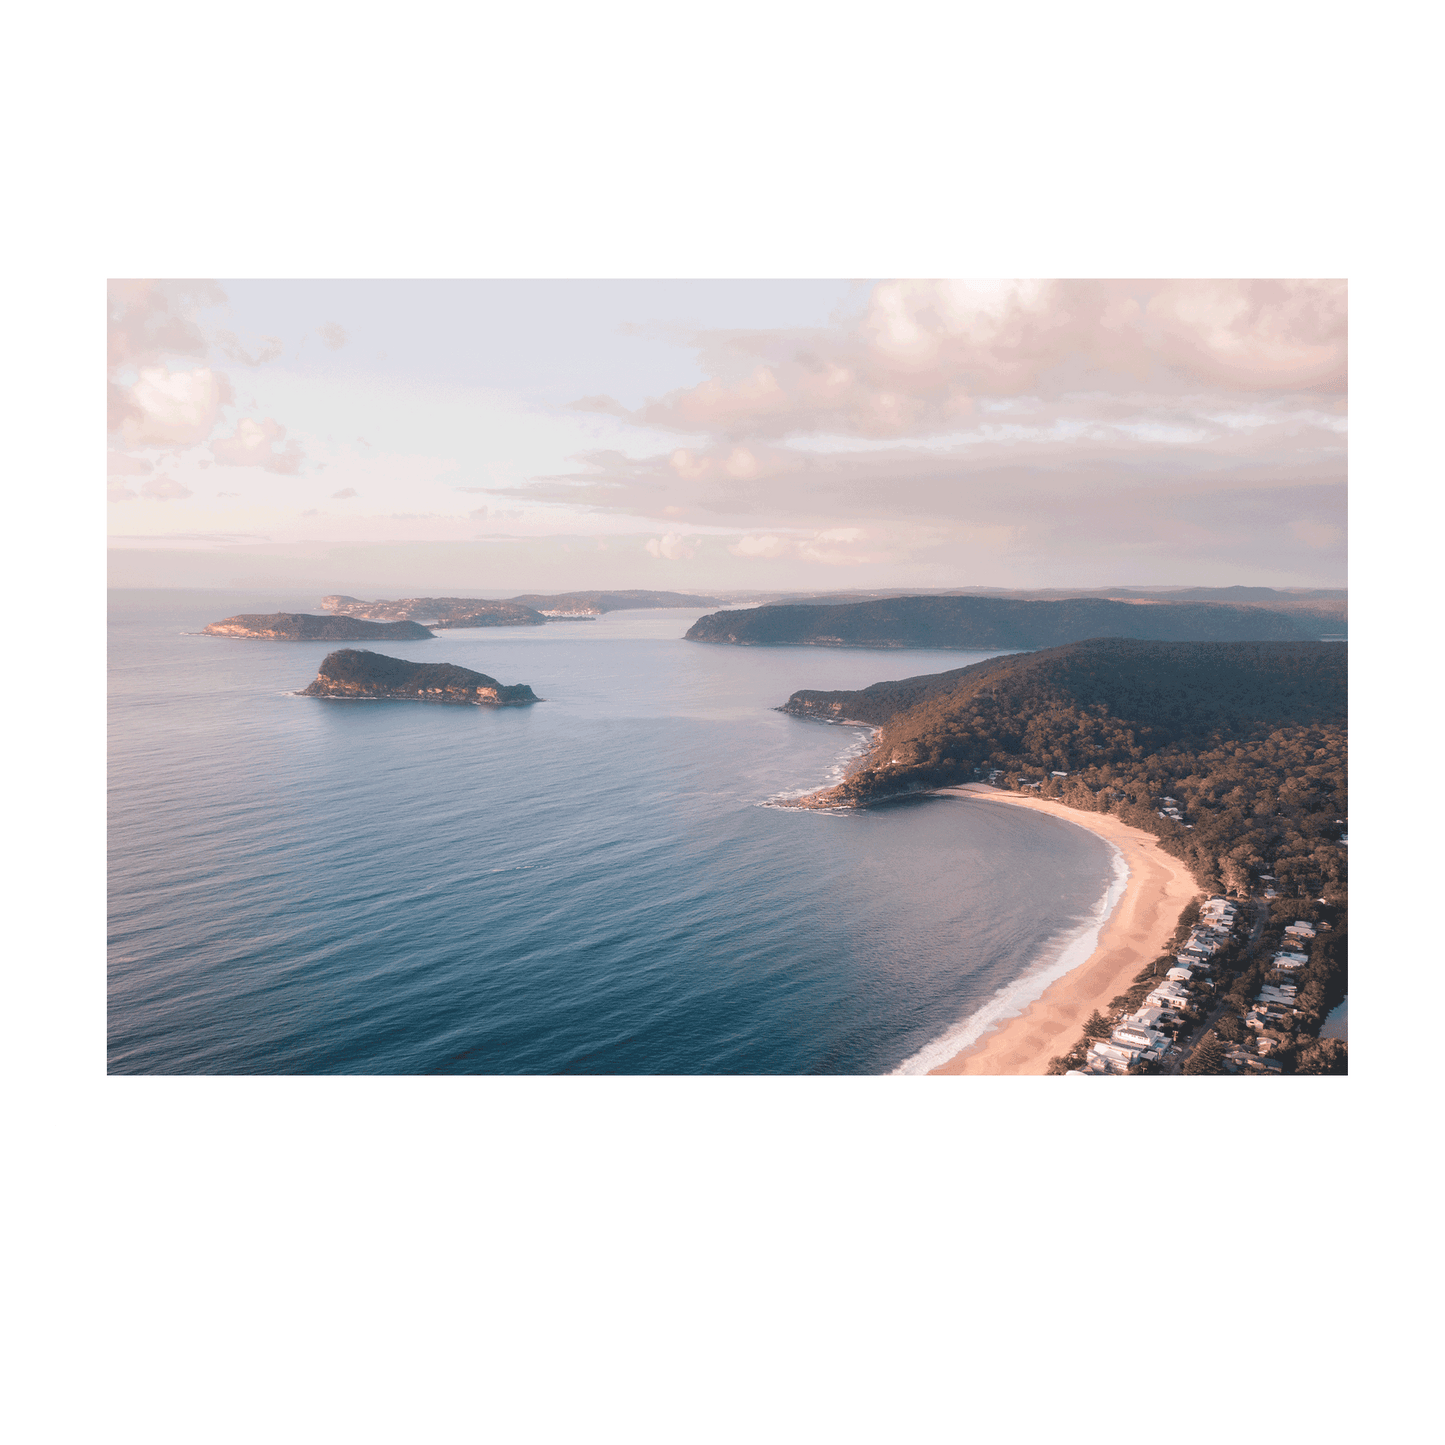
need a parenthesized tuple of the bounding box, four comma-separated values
(645, 532, 697, 560)
(107, 451, 152, 477)
(210, 416, 306, 474)
(318, 322, 348, 349)
(118, 366, 232, 447)
(571, 280, 1346, 443)
(503, 393, 1345, 532)
(108, 484, 138, 503)
(1291, 519, 1343, 549)
(214, 330, 284, 366)
(107, 279, 221, 375)
(729, 527, 884, 566)
(332, 487, 358, 499)
(139, 476, 193, 501)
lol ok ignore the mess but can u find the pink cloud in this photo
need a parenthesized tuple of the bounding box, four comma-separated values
(210, 416, 306, 474)
(318, 322, 348, 349)
(572, 280, 1346, 443)
(645, 532, 696, 560)
(107, 451, 152, 477)
(139, 476, 193, 501)
(120, 366, 232, 447)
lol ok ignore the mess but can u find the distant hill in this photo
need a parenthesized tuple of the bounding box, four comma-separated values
(687, 595, 1337, 649)
(505, 590, 722, 613)
(299, 650, 539, 705)
(324, 590, 720, 622)
(428, 603, 547, 629)
(203, 613, 434, 641)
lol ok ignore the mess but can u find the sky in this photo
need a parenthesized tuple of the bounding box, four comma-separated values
(107, 278, 1347, 594)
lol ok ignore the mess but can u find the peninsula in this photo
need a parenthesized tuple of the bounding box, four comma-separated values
(688, 593, 1338, 649)
(203, 612, 435, 641)
(781, 638, 1347, 1076)
(299, 649, 541, 705)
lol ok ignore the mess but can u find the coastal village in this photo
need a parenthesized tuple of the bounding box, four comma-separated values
(972, 766, 1348, 1077)
(1051, 878, 1340, 1075)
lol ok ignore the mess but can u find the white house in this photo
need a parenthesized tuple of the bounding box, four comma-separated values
(1126, 1006, 1166, 1029)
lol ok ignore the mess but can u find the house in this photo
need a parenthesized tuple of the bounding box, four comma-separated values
(1147, 983, 1192, 1010)
(1272, 951, 1310, 970)
(1089, 1040, 1143, 1072)
(1257, 986, 1298, 1006)
(1114, 1024, 1170, 1052)
(1285, 922, 1317, 940)
(1166, 966, 1194, 982)
(1126, 1006, 1167, 1029)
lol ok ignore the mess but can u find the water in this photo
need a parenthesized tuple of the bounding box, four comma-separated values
(108, 590, 1121, 1074)
(1320, 998, 1348, 1040)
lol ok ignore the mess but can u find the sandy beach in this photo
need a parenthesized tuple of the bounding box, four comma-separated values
(927, 785, 1200, 1076)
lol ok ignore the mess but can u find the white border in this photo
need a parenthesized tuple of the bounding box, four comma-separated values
(53, 228, 1387, 1127)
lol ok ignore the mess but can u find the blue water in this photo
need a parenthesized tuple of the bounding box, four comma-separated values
(108, 590, 1120, 1074)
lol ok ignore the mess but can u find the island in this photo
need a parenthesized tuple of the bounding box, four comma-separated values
(686, 594, 1336, 649)
(778, 638, 1347, 1077)
(203, 612, 435, 641)
(299, 649, 540, 705)
(429, 603, 547, 628)
(322, 589, 722, 622)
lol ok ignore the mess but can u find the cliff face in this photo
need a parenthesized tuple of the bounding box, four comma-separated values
(299, 649, 540, 705)
(687, 595, 1332, 649)
(203, 613, 435, 641)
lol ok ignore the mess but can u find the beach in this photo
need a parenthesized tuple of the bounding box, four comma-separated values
(927, 785, 1200, 1076)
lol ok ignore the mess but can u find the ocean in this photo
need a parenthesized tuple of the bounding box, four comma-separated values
(107, 590, 1122, 1074)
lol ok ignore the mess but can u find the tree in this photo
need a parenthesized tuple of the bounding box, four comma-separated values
(1082, 1009, 1112, 1040)
(1216, 1014, 1244, 1044)
(1183, 1033, 1226, 1075)
(1295, 1038, 1348, 1075)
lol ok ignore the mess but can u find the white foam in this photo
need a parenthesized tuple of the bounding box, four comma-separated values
(761, 724, 877, 806)
(891, 832, 1131, 1075)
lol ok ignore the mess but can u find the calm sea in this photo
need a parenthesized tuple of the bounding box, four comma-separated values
(108, 590, 1120, 1074)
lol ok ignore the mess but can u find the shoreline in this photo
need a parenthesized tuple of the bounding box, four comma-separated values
(922, 785, 1201, 1076)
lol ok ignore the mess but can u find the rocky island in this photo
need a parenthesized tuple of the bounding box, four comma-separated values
(299, 649, 541, 705)
(204, 612, 435, 641)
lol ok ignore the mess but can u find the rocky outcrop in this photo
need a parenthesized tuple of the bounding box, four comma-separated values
(299, 649, 540, 705)
(203, 613, 435, 641)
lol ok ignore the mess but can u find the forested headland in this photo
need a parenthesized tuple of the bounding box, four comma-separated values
(782, 639, 1347, 903)
(687, 594, 1341, 650)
